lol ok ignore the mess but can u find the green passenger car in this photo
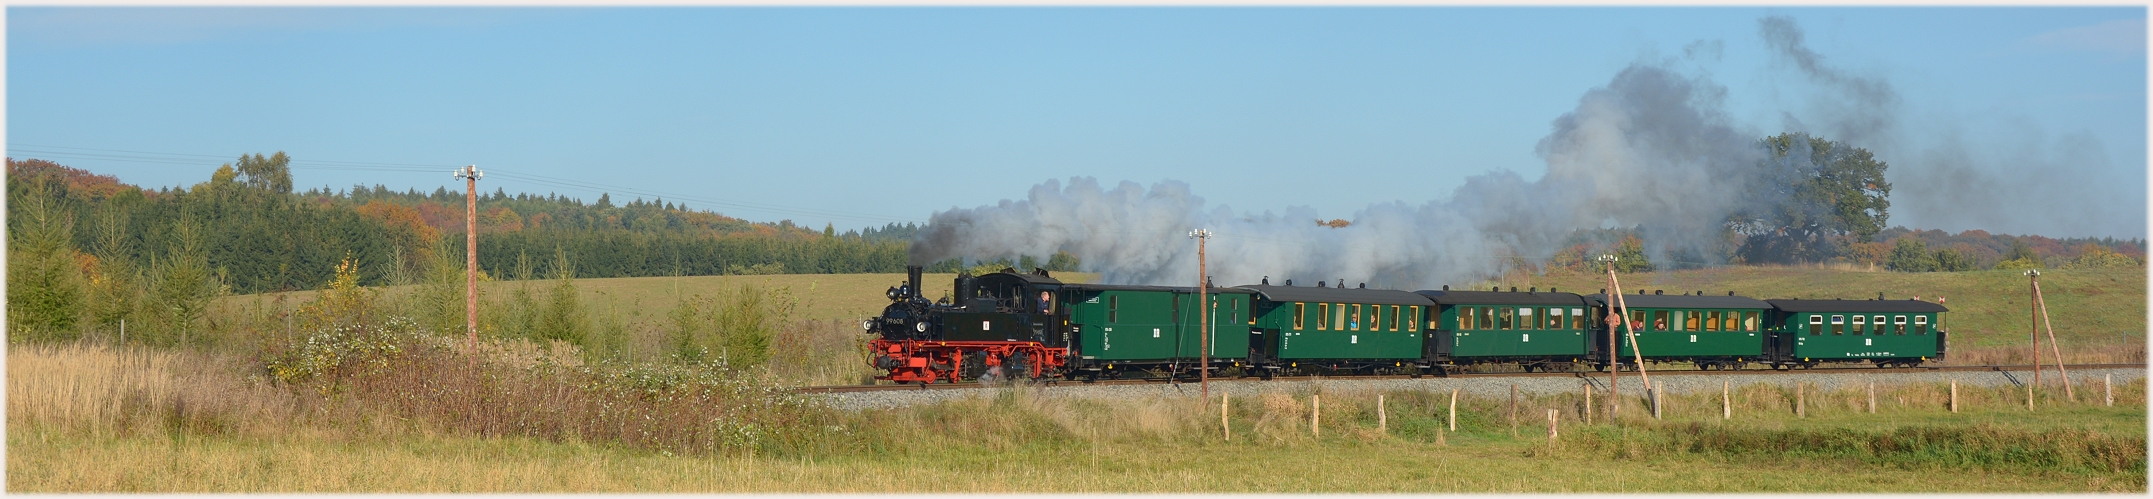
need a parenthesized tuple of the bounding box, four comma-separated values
(1241, 284, 1434, 371)
(1589, 292, 1771, 370)
(1762, 299, 1947, 369)
(1061, 284, 1253, 372)
(1418, 288, 1592, 370)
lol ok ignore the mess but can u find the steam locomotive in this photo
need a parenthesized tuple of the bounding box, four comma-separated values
(864, 265, 1948, 383)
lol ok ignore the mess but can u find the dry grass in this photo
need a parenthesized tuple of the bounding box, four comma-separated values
(6, 342, 293, 438)
(10, 344, 2143, 492)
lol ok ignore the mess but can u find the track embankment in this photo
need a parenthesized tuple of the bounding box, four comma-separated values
(795, 363, 2146, 411)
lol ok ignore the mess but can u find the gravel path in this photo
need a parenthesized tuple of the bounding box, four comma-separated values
(811, 367, 2145, 411)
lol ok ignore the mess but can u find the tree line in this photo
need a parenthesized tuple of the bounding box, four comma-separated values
(2, 155, 922, 341)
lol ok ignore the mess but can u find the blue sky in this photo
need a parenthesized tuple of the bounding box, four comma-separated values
(8, 7, 2146, 238)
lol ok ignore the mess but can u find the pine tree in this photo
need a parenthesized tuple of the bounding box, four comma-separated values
(6, 181, 85, 341)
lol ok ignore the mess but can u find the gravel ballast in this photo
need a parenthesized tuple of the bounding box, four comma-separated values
(811, 367, 2146, 411)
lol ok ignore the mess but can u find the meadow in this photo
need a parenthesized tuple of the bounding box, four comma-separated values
(9, 266, 2146, 492)
(8, 340, 2143, 492)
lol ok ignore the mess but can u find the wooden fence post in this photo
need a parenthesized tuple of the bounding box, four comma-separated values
(1722, 380, 1731, 420)
(1312, 394, 1321, 436)
(1509, 384, 1519, 436)
(1796, 383, 1805, 418)
(1584, 383, 1593, 425)
(1448, 389, 1458, 432)
(1222, 392, 1230, 441)
(1378, 394, 1387, 433)
(1949, 379, 1958, 413)
(2105, 374, 2114, 407)
(1868, 382, 1876, 414)
(1651, 381, 1663, 420)
(2027, 380, 2035, 412)
(1546, 408, 1558, 443)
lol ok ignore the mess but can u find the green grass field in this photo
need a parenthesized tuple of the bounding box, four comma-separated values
(10, 347, 2144, 492)
(21, 266, 2135, 492)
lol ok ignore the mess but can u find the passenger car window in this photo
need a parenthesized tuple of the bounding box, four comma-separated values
(1408, 306, 1420, 332)
(1913, 316, 1927, 335)
(1808, 315, 1823, 335)
(1316, 303, 1327, 330)
(1742, 311, 1757, 332)
(1293, 303, 1305, 330)
(1652, 310, 1669, 331)
(1831, 315, 1845, 335)
(1706, 311, 1721, 332)
(1458, 306, 1474, 330)
(1894, 315, 1907, 335)
(1499, 308, 1514, 330)
(1108, 295, 1119, 322)
(1390, 305, 1401, 331)
(1852, 315, 1866, 335)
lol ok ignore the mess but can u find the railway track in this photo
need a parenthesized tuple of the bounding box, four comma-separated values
(788, 363, 2146, 395)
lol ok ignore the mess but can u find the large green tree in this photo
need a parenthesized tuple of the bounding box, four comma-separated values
(233, 151, 293, 194)
(1729, 133, 1892, 264)
(7, 180, 85, 341)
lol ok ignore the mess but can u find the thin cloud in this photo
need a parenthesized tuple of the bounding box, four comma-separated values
(2024, 18, 2145, 55)
(9, 7, 554, 47)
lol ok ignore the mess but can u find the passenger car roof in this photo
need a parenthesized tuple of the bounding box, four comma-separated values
(1586, 293, 1772, 309)
(1236, 285, 1435, 306)
(1764, 299, 1949, 313)
(1415, 290, 1589, 306)
(1063, 283, 1253, 294)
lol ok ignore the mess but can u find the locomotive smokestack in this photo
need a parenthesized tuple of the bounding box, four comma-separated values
(906, 265, 924, 300)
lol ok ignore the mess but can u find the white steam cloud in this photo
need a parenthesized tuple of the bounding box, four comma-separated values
(912, 61, 1770, 289)
(910, 15, 2142, 288)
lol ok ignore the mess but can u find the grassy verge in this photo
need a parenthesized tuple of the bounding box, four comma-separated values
(9, 342, 2143, 492)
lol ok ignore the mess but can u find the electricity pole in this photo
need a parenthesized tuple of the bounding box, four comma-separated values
(1190, 229, 1213, 399)
(2028, 269, 2074, 399)
(1599, 254, 1650, 418)
(455, 165, 483, 355)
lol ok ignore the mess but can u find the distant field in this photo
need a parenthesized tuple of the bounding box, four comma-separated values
(217, 266, 2140, 366)
(1510, 266, 2145, 363)
(224, 271, 1098, 323)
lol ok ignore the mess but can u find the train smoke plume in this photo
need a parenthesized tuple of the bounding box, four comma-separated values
(910, 15, 2142, 287)
(911, 59, 1771, 288)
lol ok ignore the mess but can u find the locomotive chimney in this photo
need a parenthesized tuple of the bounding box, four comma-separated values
(906, 265, 924, 300)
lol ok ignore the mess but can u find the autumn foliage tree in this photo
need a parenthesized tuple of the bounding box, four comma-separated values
(1728, 133, 1891, 264)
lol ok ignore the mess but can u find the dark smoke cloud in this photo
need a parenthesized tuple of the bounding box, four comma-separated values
(1758, 15, 1900, 143)
(910, 16, 2141, 287)
(912, 62, 1772, 288)
(1756, 16, 2143, 238)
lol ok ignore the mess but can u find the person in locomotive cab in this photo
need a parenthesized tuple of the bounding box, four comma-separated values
(1038, 291, 1053, 314)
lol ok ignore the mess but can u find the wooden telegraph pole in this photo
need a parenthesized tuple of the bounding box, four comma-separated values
(1599, 254, 1652, 418)
(1190, 229, 1213, 399)
(455, 165, 483, 355)
(2027, 269, 2041, 388)
(2027, 269, 2075, 400)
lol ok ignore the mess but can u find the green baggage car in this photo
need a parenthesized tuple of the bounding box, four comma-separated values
(1762, 299, 1948, 369)
(1061, 284, 1253, 379)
